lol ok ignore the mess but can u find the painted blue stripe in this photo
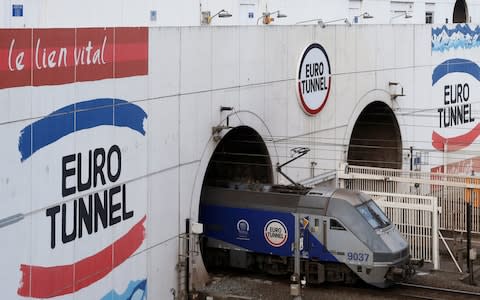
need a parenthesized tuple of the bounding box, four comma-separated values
(432, 58, 480, 86)
(18, 98, 147, 162)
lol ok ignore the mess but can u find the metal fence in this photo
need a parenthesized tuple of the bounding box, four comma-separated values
(338, 164, 480, 234)
(363, 191, 439, 268)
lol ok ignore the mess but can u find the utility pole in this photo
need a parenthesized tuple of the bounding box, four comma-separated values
(291, 214, 302, 300)
(409, 146, 413, 171)
(466, 171, 476, 285)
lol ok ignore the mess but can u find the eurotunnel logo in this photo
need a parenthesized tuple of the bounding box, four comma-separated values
(296, 43, 332, 116)
(264, 219, 288, 247)
(431, 58, 479, 152)
(236, 219, 250, 240)
(16, 98, 148, 299)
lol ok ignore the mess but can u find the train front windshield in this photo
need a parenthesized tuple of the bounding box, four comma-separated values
(356, 200, 391, 229)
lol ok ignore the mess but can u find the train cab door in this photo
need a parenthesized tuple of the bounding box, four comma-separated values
(301, 215, 327, 284)
(326, 217, 351, 262)
(298, 214, 311, 257)
(299, 215, 327, 259)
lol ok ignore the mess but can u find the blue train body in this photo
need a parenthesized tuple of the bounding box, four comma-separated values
(199, 184, 415, 287)
(201, 204, 337, 262)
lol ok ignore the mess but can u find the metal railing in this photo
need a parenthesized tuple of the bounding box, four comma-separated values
(364, 191, 439, 269)
(338, 164, 480, 234)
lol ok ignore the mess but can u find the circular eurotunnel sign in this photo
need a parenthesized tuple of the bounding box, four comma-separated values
(296, 43, 332, 116)
(264, 219, 288, 247)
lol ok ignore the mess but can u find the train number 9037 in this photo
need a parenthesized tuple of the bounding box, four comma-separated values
(347, 252, 369, 262)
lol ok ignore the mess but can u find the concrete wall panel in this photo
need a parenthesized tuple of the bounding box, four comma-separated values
(180, 28, 212, 94)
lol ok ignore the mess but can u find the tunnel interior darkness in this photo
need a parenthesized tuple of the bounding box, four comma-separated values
(203, 126, 273, 187)
(347, 102, 402, 169)
(453, 0, 468, 23)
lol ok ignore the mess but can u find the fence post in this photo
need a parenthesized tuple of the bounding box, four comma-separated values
(432, 196, 439, 270)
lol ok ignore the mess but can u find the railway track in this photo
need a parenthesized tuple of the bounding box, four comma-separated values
(395, 282, 480, 300)
(201, 270, 480, 299)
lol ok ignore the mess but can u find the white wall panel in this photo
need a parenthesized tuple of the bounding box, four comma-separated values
(355, 71, 376, 104)
(0, 120, 31, 219)
(147, 96, 180, 173)
(239, 27, 266, 85)
(149, 28, 181, 98)
(179, 162, 200, 226)
(376, 26, 395, 70)
(414, 25, 431, 66)
(356, 25, 378, 72)
(115, 76, 149, 104)
(0, 215, 30, 300)
(147, 167, 179, 250)
(147, 239, 178, 299)
(335, 25, 356, 74)
(394, 25, 415, 68)
(74, 81, 116, 104)
(180, 28, 212, 94)
(0, 87, 32, 124)
(335, 73, 357, 126)
(179, 91, 212, 164)
(264, 27, 288, 83)
(264, 81, 289, 139)
(239, 84, 265, 119)
(212, 27, 240, 90)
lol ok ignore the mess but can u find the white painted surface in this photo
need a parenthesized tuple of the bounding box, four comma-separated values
(2, 0, 480, 27)
(1, 23, 480, 298)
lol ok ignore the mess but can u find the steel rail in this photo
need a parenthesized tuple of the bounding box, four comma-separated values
(398, 282, 480, 297)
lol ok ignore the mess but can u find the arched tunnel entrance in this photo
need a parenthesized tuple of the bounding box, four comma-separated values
(203, 126, 273, 186)
(198, 126, 274, 271)
(347, 101, 402, 169)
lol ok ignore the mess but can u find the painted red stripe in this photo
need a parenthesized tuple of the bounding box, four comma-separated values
(432, 123, 480, 152)
(17, 215, 146, 299)
(0, 27, 148, 89)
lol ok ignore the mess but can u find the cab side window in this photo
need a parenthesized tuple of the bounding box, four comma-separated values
(330, 219, 346, 231)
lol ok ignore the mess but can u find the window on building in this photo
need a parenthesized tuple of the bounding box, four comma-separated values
(453, 0, 468, 23)
(426, 11, 434, 24)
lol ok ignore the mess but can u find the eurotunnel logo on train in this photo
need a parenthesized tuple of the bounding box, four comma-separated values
(264, 219, 288, 247)
(16, 98, 148, 298)
(0, 27, 148, 89)
(236, 219, 250, 240)
(296, 43, 332, 116)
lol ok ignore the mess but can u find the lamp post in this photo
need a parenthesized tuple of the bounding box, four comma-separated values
(257, 10, 287, 25)
(205, 9, 232, 25)
(390, 11, 412, 23)
(353, 12, 374, 23)
(296, 18, 351, 27)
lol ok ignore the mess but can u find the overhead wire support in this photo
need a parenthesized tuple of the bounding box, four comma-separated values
(277, 147, 310, 187)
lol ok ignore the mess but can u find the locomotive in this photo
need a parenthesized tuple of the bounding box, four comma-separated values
(199, 183, 416, 288)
